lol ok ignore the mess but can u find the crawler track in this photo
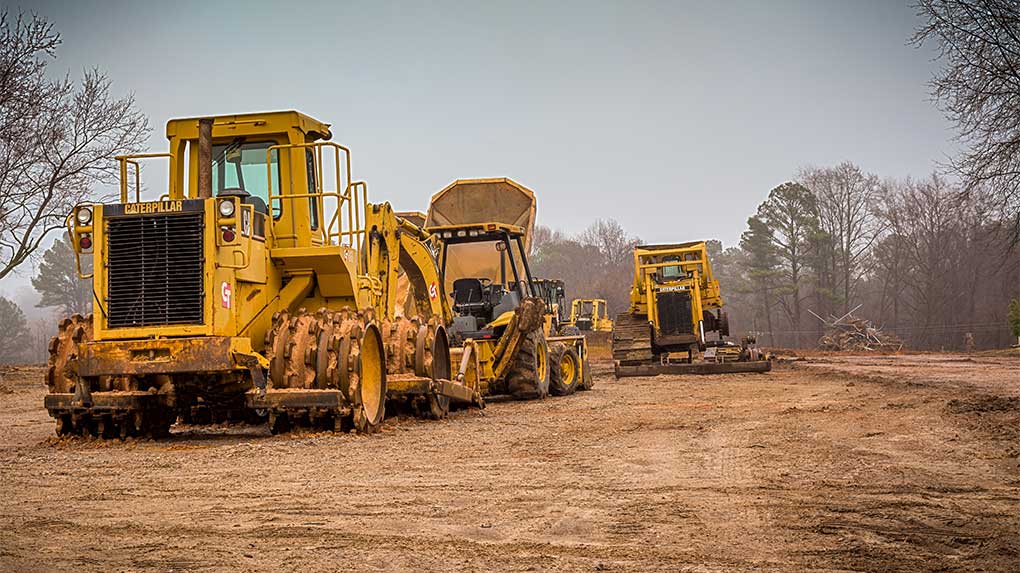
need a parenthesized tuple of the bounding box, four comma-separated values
(611, 312, 654, 365)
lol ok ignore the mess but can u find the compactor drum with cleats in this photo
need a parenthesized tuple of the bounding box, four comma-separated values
(424, 178, 592, 398)
(612, 242, 770, 378)
(45, 110, 472, 439)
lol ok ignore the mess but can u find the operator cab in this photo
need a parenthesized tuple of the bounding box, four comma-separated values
(574, 299, 595, 330)
(431, 223, 537, 344)
(532, 279, 566, 321)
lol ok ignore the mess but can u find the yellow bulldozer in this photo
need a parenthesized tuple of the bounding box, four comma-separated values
(424, 178, 592, 397)
(46, 110, 473, 439)
(568, 298, 613, 333)
(612, 242, 770, 377)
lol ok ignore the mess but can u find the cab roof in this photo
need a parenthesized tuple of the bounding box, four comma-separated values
(165, 110, 332, 141)
(426, 177, 536, 251)
(636, 241, 706, 251)
(426, 221, 526, 239)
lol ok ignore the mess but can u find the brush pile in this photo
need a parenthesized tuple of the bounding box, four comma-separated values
(812, 307, 904, 352)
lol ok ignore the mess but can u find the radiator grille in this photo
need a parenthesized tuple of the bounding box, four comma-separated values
(106, 213, 205, 328)
(656, 291, 693, 337)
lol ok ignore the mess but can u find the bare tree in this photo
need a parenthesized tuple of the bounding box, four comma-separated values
(800, 162, 882, 314)
(873, 182, 913, 330)
(530, 219, 640, 316)
(868, 173, 1017, 348)
(0, 11, 149, 279)
(578, 219, 639, 266)
(912, 0, 1020, 243)
(898, 175, 962, 345)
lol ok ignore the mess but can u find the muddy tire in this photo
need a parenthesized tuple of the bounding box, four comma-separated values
(506, 329, 549, 400)
(549, 342, 580, 396)
(47, 314, 94, 393)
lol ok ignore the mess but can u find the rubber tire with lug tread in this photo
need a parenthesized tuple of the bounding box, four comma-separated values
(548, 342, 581, 396)
(506, 329, 550, 400)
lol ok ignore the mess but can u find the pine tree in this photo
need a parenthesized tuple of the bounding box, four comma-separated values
(31, 236, 92, 316)
(756, 182, 820, 346)
(0, 297, 31, 363)
(740, 215, 780, 345)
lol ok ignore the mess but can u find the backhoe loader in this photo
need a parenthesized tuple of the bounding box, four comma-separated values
(425, 178, 592, 397)
(46, 110, 470, 439)
(612, 242, 770, 378)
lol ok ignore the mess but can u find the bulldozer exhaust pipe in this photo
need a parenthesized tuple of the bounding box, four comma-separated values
(197, 117, 213, 199)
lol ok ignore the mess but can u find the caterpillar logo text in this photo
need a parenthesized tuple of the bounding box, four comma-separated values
(124, 200, 184, 215)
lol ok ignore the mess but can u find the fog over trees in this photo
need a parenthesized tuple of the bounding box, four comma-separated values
(1, 4, 1020, 362)
(535, 165, 1018, 350)
(0, 11, 145, 362)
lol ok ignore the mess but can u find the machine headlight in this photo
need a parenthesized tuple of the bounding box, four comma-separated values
(75, 206, 93, 225)
(218, 198, 236, 217)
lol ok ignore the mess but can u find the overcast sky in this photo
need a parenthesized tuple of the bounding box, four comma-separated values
(3, 0, 953, 302)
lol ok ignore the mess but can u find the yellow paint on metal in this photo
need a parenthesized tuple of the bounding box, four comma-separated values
(360, 324, 386, 425)
(65, 109, 448, 377)
(535, 337, 548, 383)
(628, 241, 722, 344)
(559, 350, 577, 386)
(569, 298, 614, 332)
(487, 310, 515, 329)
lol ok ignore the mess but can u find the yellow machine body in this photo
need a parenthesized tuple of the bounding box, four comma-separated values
(47, 111, 466, 439)
(612, 241, 769, 377)
(569, 298, 614, 333)
(426, 180, 592, 398)
(628, 242, 722, 345)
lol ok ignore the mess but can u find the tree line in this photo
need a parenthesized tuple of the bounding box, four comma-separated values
(527, 163, 1020, 351)
(720, 165, 1018, 349)
(3, 3, 1020, 362)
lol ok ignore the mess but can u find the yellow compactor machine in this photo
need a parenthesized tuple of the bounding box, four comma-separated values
(424, 178, 592, 398)
(46, 110, 472, 439)
(612, 242, 770, 378)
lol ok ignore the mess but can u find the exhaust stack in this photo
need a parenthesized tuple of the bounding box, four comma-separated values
(197, 118, 213, 199)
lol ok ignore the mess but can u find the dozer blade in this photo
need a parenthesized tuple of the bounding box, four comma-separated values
(614, 360, 772, 378)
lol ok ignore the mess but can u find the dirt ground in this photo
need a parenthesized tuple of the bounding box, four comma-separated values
(1, 353, 1019, 572)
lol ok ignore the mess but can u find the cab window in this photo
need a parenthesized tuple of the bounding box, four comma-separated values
(212, 141, 280, 217)
(660, 256, 684, 280)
